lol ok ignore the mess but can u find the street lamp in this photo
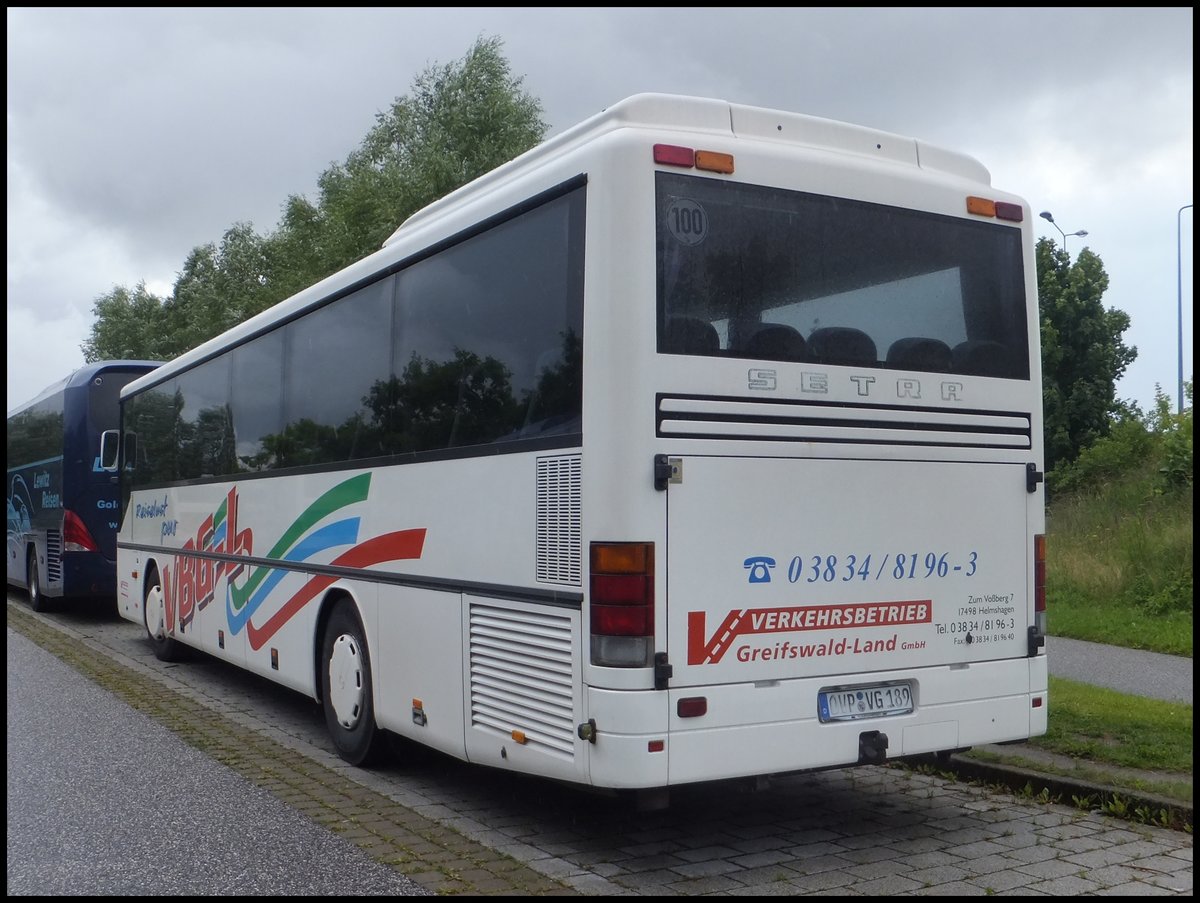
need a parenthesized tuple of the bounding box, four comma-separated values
(1178, 203, 1193, 414)
(1039, 211, 1088, 256)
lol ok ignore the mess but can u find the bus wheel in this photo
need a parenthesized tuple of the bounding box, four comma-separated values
(144, 569, 185, 662)
(27, 549, 51, 613)
(321, 600, 385, 766)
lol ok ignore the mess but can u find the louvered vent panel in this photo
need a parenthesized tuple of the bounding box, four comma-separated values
(46, 530, 63, 581)
(535, 454, 582, 585)
(658, 395, 1032, 450)
(469, 603, 576, 760)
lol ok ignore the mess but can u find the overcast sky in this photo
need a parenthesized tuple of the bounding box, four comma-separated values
(6, 7, 1194, 415)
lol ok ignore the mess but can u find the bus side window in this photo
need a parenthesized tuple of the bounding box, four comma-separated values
(123, 431, 139, 472)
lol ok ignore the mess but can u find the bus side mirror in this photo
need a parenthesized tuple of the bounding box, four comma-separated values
(100, 430, 120, 472)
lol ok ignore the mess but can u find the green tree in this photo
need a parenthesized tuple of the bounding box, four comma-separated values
(82, 34, 545, 362)
(281, 33, 547, 280)
(1037, 238, 1137, 474)
(172, 223, 274, 350)
(82, 281, 172, 362)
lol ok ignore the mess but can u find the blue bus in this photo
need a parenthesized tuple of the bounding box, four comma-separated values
(7, 360, 160, 610)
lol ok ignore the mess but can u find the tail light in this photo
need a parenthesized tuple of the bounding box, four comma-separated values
(1033, 534, 1047, 636)
(590, 541, 654, 667)
(63, 509, 100, 553)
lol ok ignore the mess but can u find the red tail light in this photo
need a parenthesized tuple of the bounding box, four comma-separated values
(63, 509, 100, 553)
(653, 144, 695, 167)
(590, 542, 654, 667)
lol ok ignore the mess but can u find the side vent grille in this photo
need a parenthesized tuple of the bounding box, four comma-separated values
(469, 602, 576, 760)
(46, 530, 63, 581)
(535, 454, 582, 585)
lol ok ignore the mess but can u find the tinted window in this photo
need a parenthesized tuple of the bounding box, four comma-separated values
(126, 181, 585, 482)
(231, 331, 284, 472)
(281, 277, 394, 466)
(176, 358, 234, 480)
(390, 187, 584, 452)
(656, 172, 1029, 379)
(127, 380, 180, 487)
(7, 397, 64, 467)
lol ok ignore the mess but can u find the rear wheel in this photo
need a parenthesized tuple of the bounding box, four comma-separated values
(321, 599, 386, 766)
(27, 548, 51, 613)
(144, 568, 185, 662)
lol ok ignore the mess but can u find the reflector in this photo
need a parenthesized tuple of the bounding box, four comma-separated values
(653, 143, 695, 167)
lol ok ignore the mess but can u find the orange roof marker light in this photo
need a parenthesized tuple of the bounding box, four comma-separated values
(695, 150, 734, 174)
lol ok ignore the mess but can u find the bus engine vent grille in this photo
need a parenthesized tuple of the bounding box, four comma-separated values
(535, 454, 582, 585)
(468, 602, 576, 760)
(46, 530, 63, 581)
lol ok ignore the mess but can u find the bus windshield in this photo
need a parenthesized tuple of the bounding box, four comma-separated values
(656, 172, 1029, 379)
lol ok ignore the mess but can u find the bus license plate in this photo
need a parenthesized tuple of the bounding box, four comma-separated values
(818, 682, 914, 723)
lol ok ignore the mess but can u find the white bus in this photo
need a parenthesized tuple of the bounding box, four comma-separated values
(112, 93, 1047, 804)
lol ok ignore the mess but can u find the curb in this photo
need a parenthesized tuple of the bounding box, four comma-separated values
(897, 752, 1193, 834)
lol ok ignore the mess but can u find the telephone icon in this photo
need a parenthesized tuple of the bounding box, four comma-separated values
(743, 556, 776, 584)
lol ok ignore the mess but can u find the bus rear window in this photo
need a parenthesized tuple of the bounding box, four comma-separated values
(656, 172, 1029, 379)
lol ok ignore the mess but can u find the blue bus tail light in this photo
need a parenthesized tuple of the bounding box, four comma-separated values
(63, 509, 100, 554)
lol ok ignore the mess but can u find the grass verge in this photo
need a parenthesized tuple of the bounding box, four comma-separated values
(1034, 675, 1193, 773)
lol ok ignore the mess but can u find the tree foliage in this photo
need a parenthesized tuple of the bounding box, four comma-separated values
(82, 34, 545, 362)
(81, 281, 173, 362)
(1036, 238, 1137, 474)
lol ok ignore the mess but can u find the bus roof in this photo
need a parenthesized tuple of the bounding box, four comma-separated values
(9, 360, 162, 418)
(382, 93, 992, 247)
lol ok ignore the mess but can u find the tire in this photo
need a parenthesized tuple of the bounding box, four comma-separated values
(320, 599, 386, 766)
(27, 548, 51, 613)
(143, 567, 185, 662)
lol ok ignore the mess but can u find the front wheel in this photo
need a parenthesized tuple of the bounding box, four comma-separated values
(321, 600, 386, 766)
(144, 568, 185, 662)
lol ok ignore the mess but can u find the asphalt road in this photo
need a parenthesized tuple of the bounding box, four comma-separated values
(7, 626, 430, 896)
(1046, 635, 1192, 704)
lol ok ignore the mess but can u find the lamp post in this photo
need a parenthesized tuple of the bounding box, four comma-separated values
(1178, 204, 1193, 414)
(1039, 211, 1088, 256)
